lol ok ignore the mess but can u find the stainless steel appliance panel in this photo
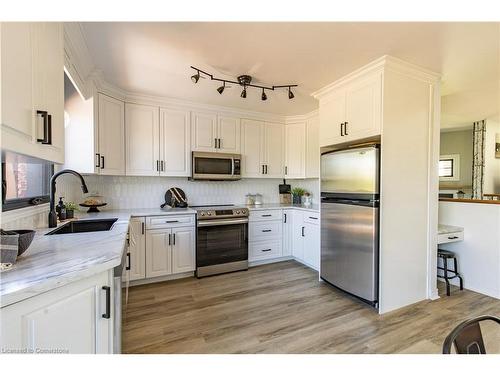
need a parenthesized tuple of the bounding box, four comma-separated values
(320, 199, 379, 302)
(321, 146, 379, 194)
(191, 152, 241, 180)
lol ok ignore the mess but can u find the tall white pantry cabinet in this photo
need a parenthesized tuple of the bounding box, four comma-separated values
(313, 55, 441, 314)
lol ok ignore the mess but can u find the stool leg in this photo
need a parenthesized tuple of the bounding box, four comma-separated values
(444, 258, 450, 296)
(454, 257, 464, 290)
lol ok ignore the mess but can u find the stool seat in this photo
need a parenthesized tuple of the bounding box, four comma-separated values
(438, 249, 456, 258)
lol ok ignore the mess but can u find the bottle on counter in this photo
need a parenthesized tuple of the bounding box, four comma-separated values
(56, 197, 67, 221)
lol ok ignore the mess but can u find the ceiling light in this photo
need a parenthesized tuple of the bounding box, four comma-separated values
(261, 88, 267, 101)
(191, 70, 200, 83)
(189, 66, 297, 104)
(217, 82, 226, 94)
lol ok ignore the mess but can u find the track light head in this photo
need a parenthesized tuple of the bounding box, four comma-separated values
(217, 82, 225, 94)
(241, 86, 247, 98)
(288, 87, 295, 99)
(191, 71, 200, 83)
(261, 88, 267, 101)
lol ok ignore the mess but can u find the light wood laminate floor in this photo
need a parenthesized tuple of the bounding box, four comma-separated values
(122, 261, 500, 354)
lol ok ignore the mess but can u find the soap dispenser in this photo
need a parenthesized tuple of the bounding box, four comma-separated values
(56, 197, 67, 221)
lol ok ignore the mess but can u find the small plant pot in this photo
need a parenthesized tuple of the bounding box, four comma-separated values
(66, 210, 74, 219)
(293, 195, 302, 204)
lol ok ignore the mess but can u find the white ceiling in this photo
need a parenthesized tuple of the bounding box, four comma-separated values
(80, 22, 499, 123)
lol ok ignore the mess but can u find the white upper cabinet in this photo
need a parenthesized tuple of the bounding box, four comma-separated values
(305, 115, 320, 178)
(191, 111, 217, 152)
(125, 103, 160, 176)
(262, 122, 284, 178)
(284, 122, 306, 179)
(344, 72, 382, 140)
(191, 111, 241, 153)
(160, 108, 191, 177)
(241, 119, 264, 178)
(98, 93, 125, 175)
(217, 115, 241, 153)
(316, 70, 382, 147)
(1, 22, 64, 164)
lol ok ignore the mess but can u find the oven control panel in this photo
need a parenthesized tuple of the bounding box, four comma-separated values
(197, 208, 249, 220)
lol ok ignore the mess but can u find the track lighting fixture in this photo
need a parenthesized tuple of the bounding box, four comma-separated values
(191, 70, 201, 83)
(189, 66, 297, 103)
(261, 88, 267, 101)
(217, 81, 226, 94)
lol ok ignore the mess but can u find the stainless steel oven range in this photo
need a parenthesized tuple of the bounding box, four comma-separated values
(193, 205, 249, 277)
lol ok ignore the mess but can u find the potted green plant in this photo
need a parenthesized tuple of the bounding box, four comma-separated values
(291, 187, 306, 205)
(65, 202, 78, 219)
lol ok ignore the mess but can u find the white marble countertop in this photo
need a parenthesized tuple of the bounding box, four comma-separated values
(245, 203, 319, 212)
(0, 208, 196, 307)
(438, 224, 464, 235)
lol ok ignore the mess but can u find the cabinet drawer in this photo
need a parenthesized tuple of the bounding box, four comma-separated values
(249, 221, 282, 241)
(249, 209, 282, 222)
(438, 231, 464, 245)
(249, 239, 282, 261)
(146, 215, 195, 229)
(303, 212, 320, 225)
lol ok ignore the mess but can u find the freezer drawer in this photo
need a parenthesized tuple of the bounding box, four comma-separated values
(320, 201, 379, 302)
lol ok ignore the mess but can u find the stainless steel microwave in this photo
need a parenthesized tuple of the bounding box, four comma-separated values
(191, 152, 241, 181)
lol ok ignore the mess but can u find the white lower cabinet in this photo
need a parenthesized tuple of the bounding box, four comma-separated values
(248, 209, 283, 262)
(282, 209, 294, 256)
(0, 271, 113, 354)
(293, 211, 320, 270)
(127, 217, 146, 281)
(144, 215, 195, 279)
(249, 239, 282, 261)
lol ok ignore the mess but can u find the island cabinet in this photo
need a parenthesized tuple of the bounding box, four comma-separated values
(0, 271, 114, 354)
(127, 217, 146, 281)
(1, 22, 65, 164)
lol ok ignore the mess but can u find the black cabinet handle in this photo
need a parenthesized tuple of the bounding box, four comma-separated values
(284, 213, 287, 223)
(36, 110, 52, 144)
(265, 165, 268, 174)
(214, 138, 218, 149)
(156, 160, 159, 172)
(285, 166, 288, 175)
(262, 165, 265, 174)
(142, 222, 145, 235)
(102, 286, 110, 319)
(344, 121, 349, 135)
(161, 160, 164, 172)
(261, 214, 272, 217)
(218, 138, 221, 149)
(340, 122, 345, 137)
(168, 233, 171, 246)
(166, 220, 178, 223)
(448, 236, 459, 240)
(309, 216, 318, 220)
(262, 229, 272, 232)
(101, 156, 105, 169)
(126, 253, 131, 271)
(95, 153, 101, 168)
(302, 226, 305, 237)
(262, 249, 272, 252)
(173, 233, 176, 245)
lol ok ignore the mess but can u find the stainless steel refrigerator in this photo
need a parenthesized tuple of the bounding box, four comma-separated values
(320, 144, 380, 307)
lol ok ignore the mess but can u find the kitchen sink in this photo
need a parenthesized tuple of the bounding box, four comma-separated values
(46, 218, 118, 235)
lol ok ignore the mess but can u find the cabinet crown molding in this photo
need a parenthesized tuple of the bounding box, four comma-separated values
(311, 55, 441, 100)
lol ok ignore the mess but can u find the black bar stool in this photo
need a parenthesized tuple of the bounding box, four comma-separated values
(437, 249, 464, 296)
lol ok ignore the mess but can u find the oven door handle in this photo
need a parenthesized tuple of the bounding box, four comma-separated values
(197, 218, 249, 227)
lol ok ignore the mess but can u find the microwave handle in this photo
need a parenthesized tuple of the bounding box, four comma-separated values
(231, 157, 235, 176)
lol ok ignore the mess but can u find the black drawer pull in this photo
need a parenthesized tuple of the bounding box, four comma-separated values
(166, 220, 179, 223)
(101, 156, 105, 169)
(448, 236, 459, 240)
(95, 153, 101, 168)
(262, 229, 272, 232)
(302, 226, 305, 237)
(284, 213, 287, 223)
(261, 214, 272, 217)
(261, 249, 272, 252)
(102, 286, 111, 319)
(173, 233, 176, 245)
(126, 253, 131, 271)
(308, 216, 318, 220)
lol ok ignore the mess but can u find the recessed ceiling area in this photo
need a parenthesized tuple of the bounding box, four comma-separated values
(80, 22, 499, 122)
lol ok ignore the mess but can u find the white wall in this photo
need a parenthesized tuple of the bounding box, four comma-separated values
(439, 201, 500, 299)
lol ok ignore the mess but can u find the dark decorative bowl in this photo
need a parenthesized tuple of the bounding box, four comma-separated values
(15, 230, 35, 256)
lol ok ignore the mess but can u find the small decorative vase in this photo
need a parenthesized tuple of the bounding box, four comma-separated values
(66, 210, 74, 219)
(293, 194, 302, 204)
